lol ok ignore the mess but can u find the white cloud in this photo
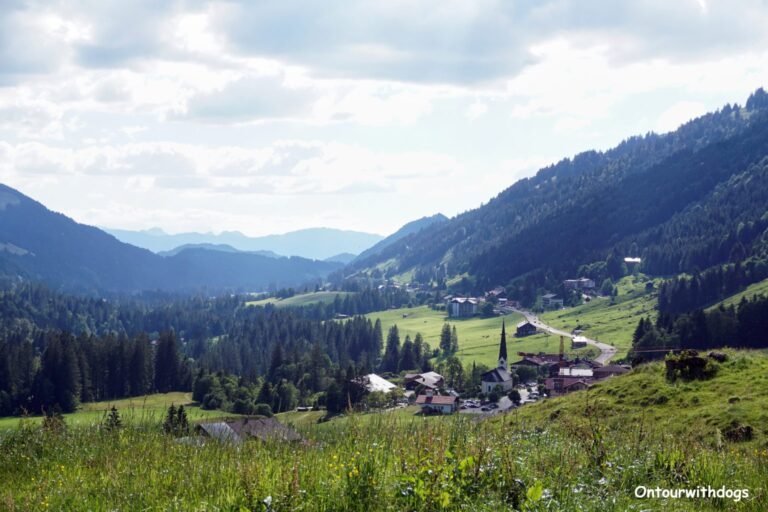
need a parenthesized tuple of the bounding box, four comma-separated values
(656, 101, 708, 133)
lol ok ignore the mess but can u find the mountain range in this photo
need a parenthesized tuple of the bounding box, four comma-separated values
(0, 186, 343, 294)
(343, 88, 768, 294)
(105, 226, 384, 260)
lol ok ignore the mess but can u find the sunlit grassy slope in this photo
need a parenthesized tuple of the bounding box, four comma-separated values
(510, 348, 768, 446)
(365, 306, 597, 367)
(540, 275, 659, 359)
(709, 277, 768, 310)
(0, 392, 230, 430)
(246, 291, 354, 308)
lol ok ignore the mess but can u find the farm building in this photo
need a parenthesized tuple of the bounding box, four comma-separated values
(447, 297, 479, 317)
(196, 417, 303, 445)
(571, 335, 588, 349)
(516, 321, 537, 337)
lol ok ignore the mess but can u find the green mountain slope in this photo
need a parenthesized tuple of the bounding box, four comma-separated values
(341, 89, 768, 295)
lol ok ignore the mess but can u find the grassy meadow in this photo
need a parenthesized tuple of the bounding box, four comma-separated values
(710, 277, 768, 310)
(0, 393, 230, 431)
(1, 350, 767, 510)
(246, 291, 354, 308)
(540, 275, 659, 359)
(363, 306, 597, 368)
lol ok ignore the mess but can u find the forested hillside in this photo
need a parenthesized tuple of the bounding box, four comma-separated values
(342, 89, 768, 299)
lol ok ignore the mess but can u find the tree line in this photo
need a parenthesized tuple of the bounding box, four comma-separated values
(630, 294, 768, 360)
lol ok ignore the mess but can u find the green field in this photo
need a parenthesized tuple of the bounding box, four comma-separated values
(247, 291, 354, 308)
(540, 276, 659, 359)
(710, 277, 768, 310)
(0, 392, 231, 431)
(365, 306, 595, 367)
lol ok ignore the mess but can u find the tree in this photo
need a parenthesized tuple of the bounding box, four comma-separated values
(103, 406, 122, 431)
(508, 389, 521, 406)
(154, 331, 181, 393)
(450, 326, 459, 353)
(399, 335, 417, 371)
(439, 323, 452, 354)
(381, 326, 401, 373)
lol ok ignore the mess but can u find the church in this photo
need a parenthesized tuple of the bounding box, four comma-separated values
(480, 321, 516, 394)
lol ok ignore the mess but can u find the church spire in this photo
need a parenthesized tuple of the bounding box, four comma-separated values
(498, 320, 508, 371)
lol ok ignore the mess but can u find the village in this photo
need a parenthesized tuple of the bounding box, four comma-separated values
(346, 318, 629, 418)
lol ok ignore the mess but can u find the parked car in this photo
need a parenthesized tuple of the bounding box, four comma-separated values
(481, 406, 491, 412)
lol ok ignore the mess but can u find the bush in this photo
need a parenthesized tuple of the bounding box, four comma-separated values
(665, 350, 718, 382)
(254, 403, 273, 417)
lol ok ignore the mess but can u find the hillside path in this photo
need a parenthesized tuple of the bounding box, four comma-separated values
(512, 309, 617, 365)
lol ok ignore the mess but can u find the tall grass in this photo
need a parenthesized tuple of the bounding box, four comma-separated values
(0, 406, 765, 511)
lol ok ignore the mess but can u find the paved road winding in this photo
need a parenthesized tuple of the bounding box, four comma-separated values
(513, 309, 617, 365)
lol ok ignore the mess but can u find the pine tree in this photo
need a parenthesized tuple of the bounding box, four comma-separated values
(103, 406, 122, 431)
(450, 326, 459, 353)
(439, 323, 452, 354)
(381, 325, 401, 373)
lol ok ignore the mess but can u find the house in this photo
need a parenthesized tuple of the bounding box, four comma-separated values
(563, 278, 596, 291)
(541, 294, 564, 309)
(196, 417, 303, 444)
(416, 392, 458, 414)
(353, 373, 398, 393)
(447, 297, 479, 317)
(481, 321, 516, 394)
(516, 321, 537, 337)
(571, 335, 588, 349)
(404, 371, 444, 391)
(624, 257, 642, 265)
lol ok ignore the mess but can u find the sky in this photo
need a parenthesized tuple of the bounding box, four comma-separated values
(0, 0, 767, 237)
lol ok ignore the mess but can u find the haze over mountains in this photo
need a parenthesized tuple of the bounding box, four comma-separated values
(105, 227, 384, 260)
(0, 185, 343, 294)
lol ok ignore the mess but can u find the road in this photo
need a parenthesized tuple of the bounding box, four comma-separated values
(513, 308, 617, 365)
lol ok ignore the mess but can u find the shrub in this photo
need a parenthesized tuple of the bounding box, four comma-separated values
(254, 403, 273, 417)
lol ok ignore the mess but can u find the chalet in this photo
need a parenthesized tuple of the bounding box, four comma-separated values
(563, 278, 596, 291)
(571, 335, 588, 349)
(353, 373, 398, 393)
(481, 322, 515, 394)
(447, 297, 479, 318)
(416, 392, 458, 414)
(404, 371, 444, 391)
(516, 321, 537, 337)
(541, 294, 564, 309)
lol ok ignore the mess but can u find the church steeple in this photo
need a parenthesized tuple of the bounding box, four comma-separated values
(498, 320, 508, 371)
